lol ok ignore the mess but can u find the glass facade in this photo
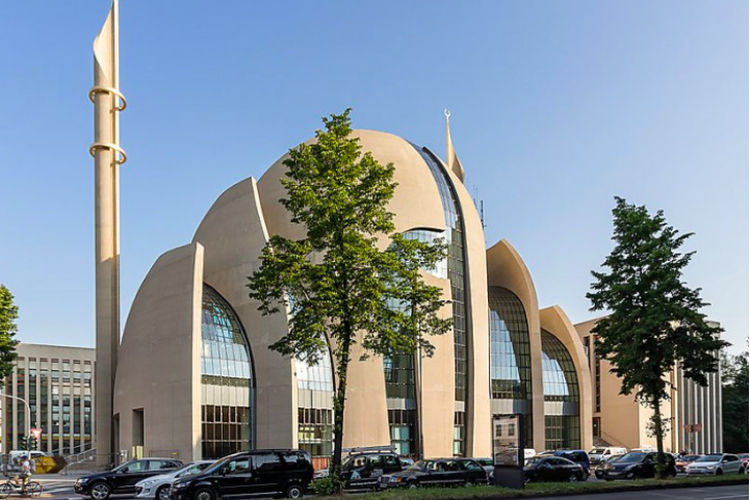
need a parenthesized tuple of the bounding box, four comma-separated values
(384, 291, 419, 456)
(201, 285, 254, 459)
(542, 330, 580, 450)
(296, 353, 334, 459)
(3, 352, 93, 456)
(402, 229, 448, 279)
(488, 287, 533, 448)
(411, 144, 470, 456)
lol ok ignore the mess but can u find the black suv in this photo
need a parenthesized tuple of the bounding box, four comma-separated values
(340, 452, 406, 489)
(601, 451, 676, 480)
(74, 458, 183, 500)
(170, 450, 313, 500)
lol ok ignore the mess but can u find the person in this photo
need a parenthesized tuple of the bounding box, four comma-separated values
(15, 456, 31, 494)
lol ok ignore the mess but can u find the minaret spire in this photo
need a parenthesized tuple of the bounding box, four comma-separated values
(90, 0, 126, 465)
(444, 109, 465, 182)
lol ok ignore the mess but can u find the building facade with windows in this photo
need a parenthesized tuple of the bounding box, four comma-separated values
(1, 343, 95, 456)
(575, 318, 722, 454)
(111, 129, 593, 462)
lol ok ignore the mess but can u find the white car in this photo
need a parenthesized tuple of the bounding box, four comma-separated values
(589, 447, 627, 465)
(686, 453, 744, 476)
(135, 461, 214, 500)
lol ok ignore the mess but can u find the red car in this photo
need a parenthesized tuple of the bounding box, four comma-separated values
(738, 453, 748, 473)
(675, 454, 701, 473)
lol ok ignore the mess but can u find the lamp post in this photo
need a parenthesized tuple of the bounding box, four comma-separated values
(1, 393, 33, 449)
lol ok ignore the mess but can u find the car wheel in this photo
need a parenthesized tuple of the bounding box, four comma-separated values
(156, 485, 171, 500)
(407, 481, 418, 490)
(194, 487, 215, 500)
(716, 468, 723, 476)
(568, 473, 578, 483)
(90, 482, 111, 500)
(285, 484, 304, 499)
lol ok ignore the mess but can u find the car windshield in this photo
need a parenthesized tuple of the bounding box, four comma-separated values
(475, 458, 492, 466)
(680, 455, 701, 462)
(524, 457, 545, 467)
(590, 448, 606, 454)
(407, 460, 431, 471)
(738, 454, 748, 459)
(618, 452, 648, 463)
(606, 455, 624, 463)
(176, 463, 210, 478)
(112, 460, 136, 472)
(202, 457, 232, 475)
(695, 455, 722, 462)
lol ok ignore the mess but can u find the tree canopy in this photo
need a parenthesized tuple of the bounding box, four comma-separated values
(587, 197, 727, 475)
(248, 109, 450, 489)
(0, 284, 20, 381)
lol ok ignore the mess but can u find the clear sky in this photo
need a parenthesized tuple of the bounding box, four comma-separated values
(0, 1, 747, 354)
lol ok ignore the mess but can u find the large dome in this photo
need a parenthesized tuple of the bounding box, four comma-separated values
(257, 129, 457, 246)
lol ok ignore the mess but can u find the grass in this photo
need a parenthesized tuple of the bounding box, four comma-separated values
(316, 473, 749, 499)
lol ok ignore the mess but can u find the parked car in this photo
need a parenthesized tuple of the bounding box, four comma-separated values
(738, 453, 748, 473)
(170, 450, 313, 500)
(589, 447, 627, 466)
(675, 454, 702, 474)
(474, 457, 494, 477)
(135, 461, 213, 500)
(540, 450, 591, 478)
(378, 458, 488, 489)
(600, 451, 675, 480)
(74, 458, 184, 500)
(686, 454, 744, 476)
(524, 456, 586, 483)
(339, 451, 406, 489)
(594, 454, 624, 480)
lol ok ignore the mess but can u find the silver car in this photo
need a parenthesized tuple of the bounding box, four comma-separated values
(686, 454, 744, 476)
(135, 461, 214, 500)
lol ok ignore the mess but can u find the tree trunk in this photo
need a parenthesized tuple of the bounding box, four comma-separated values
(329, 333, 352, 491)
(652, 398, 667, 479)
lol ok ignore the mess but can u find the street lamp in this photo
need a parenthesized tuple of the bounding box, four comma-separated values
(1, 393, 33, 449)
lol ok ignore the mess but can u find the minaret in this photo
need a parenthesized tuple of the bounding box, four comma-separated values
(89, 0, 126, 464)
(444, 109, 465, 183)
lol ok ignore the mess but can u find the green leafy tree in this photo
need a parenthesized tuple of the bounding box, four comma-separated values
(0, 285, 20, 381)
(721, 350, 748, 452)
(248, 109, 450, 490)
(587, 197, 727, 478)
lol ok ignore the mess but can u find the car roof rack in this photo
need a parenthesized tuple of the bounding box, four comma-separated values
(343, 445, 397, 455)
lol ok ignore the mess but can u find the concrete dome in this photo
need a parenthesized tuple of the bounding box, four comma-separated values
(257, 129, 449, 245)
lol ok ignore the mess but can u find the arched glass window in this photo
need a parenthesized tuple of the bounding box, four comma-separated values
(542, 330, 580, 450)
(410, 144, 470, 457)
(200, 285, 254, 459)
(488, 287, 533, 448)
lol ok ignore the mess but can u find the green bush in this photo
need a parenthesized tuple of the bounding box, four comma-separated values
(311, 475, 344, 496)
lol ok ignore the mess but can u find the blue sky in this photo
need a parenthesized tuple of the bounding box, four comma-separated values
(0, 1, 747, 354)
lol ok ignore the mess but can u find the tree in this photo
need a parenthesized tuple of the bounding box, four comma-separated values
(721, 350, 748, 452)
(0, 285, 20, 382)
(248, 109, 450, 490)
(587, 197, 727, 478)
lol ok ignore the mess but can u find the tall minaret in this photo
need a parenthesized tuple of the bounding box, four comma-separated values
(89, 0, 126, 464)
(444, 109, 465, 183)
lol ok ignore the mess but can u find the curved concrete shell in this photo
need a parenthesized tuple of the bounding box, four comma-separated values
(486, 239, 545, 451)
(193, 177, 296, 451)
(114, 243, 204, 460)
(113, 126, 586, 463)
(539, 305, 594, 451)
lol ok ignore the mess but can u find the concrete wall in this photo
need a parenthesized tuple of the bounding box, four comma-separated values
(113, 243, 203, 461)
(193, 177, 296, 450)
(486, 239, 545, 452)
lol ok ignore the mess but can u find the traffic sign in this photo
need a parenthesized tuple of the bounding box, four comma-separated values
(30, 428, 42, 440)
